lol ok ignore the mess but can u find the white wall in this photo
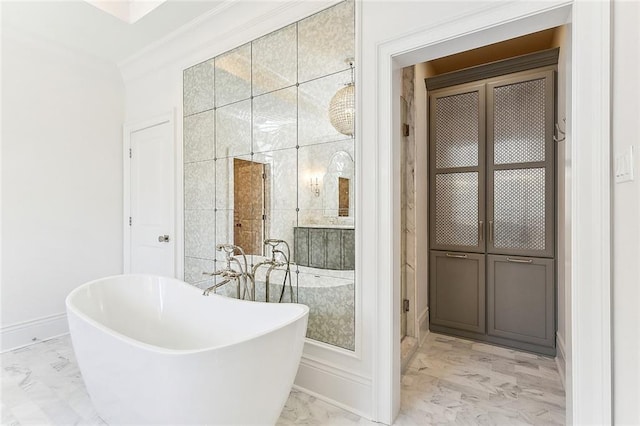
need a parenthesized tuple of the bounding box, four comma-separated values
(1, 26, 125, 350)
(612, 0, 640, 423)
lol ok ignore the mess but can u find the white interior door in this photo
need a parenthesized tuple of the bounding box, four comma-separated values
(127, 119, 175, 276)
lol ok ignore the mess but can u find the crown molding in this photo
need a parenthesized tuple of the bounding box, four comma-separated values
(118, 0, 339, 83)
(117, 0, 239, 69)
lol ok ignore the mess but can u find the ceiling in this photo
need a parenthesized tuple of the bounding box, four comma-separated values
(425, 28, 560, 77)
(2, 0, 229, 64)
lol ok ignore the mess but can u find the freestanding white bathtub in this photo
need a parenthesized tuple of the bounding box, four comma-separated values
(66, 274, 309, 425)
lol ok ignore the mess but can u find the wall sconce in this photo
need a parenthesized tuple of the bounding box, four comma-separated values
(310, 177, 321, 197)
(328, 58, 355, 136)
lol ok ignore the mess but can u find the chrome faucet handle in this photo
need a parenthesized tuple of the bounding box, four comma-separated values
(216, 244, 236, 268)
(202, 270, 222, 276)
(264, 239, 287, 262)
(216, 244, 237, 256)
(202, 279, 230, 296)
(264, 239, 283, 247)
(270, 248, 284, 262)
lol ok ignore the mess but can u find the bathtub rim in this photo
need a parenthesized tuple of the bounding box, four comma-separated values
(66, 273, 309, 355)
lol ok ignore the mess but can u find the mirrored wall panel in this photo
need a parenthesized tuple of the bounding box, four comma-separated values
(183, 0, 355, 351)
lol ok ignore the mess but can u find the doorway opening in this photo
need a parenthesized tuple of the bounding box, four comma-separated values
(398, 25, 570, 421)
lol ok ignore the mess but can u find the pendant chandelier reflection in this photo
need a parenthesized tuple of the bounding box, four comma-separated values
(329, 59, 355, 137)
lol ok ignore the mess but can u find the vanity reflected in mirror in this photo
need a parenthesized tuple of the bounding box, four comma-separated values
(183, 0, 356, 351)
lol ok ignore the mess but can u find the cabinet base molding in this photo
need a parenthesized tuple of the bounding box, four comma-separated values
(429, 324, 556, 357)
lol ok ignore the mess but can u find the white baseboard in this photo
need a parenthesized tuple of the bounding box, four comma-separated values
(294, 355, 372, 419)
(1, 313, 68, 353)
(555, 332, 566, 390)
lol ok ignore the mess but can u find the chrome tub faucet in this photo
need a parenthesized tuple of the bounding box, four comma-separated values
(202, 244, 255, 299)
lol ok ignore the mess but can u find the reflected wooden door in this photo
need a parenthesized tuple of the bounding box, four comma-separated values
(233, 158, 265, 255)
(338, 177, 350, 216)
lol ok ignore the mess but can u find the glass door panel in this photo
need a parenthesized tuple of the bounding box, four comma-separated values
(487, 70, 554, 257)
(434, 172, 479, 248)
(492, 168, 546, 251)
(430, 83, 485, 253)
(493, 78, 547, 164)
(434, 91, 480, 168)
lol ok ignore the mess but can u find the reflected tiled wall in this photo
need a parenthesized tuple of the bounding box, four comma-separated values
(183, 1, 356, 351)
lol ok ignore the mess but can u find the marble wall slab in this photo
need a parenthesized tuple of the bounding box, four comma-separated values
(401, 66, 417, 338)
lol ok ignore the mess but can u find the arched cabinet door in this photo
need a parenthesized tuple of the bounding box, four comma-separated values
(429, 82, 486, 254)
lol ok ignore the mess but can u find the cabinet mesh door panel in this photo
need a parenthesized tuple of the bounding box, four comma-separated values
(493, 79, 546, 165)
(435, 172, 478, 247)
(435, 92, 479, 168)
(493, 168, 545, 250)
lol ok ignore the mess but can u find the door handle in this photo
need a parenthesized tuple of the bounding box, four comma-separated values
(158, 235, 170, 243)
(478, 221, 484, 242)
(506, 257, 533, 264)
(446, 253, 468, 259)
(489, 220, 494, 243)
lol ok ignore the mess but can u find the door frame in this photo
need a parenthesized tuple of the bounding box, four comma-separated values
(123, 111, 176, 274)
(373, 2, 611, 424)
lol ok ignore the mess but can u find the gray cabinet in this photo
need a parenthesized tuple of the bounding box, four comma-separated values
(294, 227, 355, 270)
(325, 229, 342, 269)
(294, 227, 310, 268)
(430, 251, 485, 333)
(309, 229, 326, 268)
(427, 60, 556, 355)
(487, 255, 555, 348)
(342, 230, 355, 270)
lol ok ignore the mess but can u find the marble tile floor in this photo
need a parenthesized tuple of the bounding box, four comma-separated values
(1, 333, 564, 425)
(401, 336, 418, 373)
